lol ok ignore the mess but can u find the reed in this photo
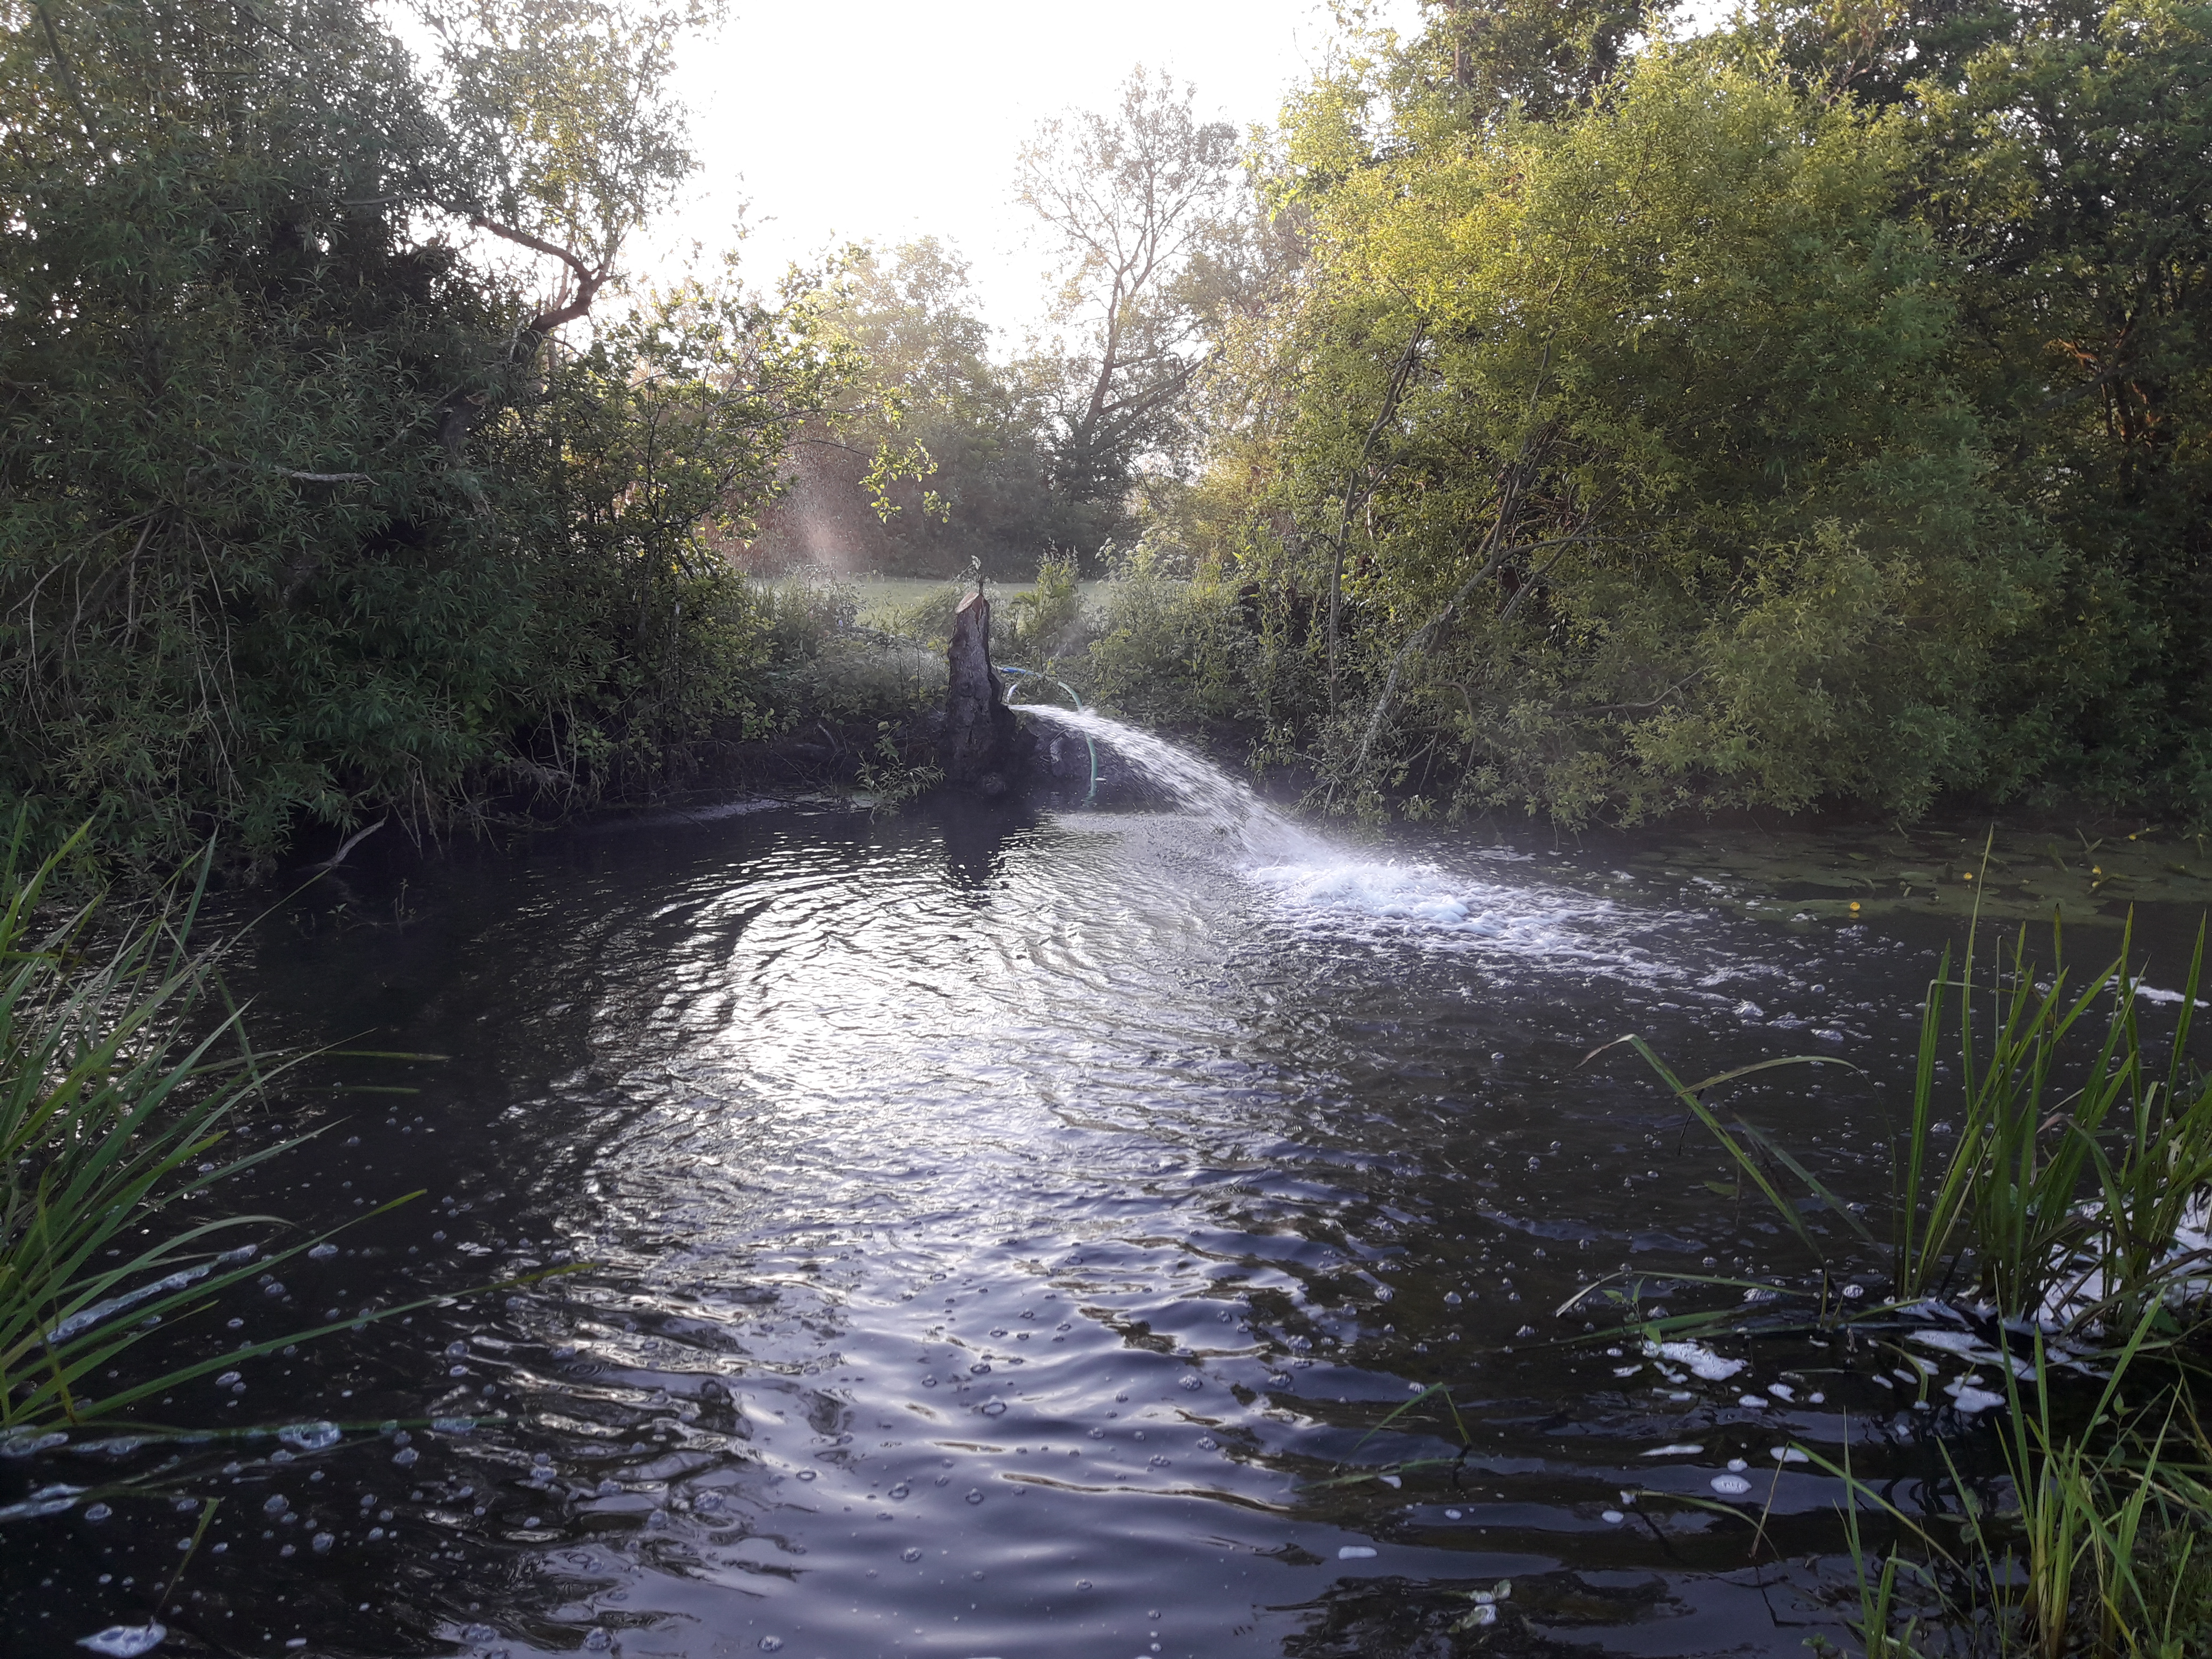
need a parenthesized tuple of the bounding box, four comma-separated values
(1625, 909, 2212, 1657)
(1800, 1313, 2212, 1658)
(1630, 918, 2212, 1338)
(0, 821, 322, 1433)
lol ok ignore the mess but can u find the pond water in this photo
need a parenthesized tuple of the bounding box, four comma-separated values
(6, 724, 2205, 1659)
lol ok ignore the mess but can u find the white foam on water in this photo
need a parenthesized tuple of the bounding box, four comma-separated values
(77, 1626, 165, 1658)
(1023, 706, 1659, 964)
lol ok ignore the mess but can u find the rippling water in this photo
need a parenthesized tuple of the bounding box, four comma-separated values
(6, 754, 2196, 1658)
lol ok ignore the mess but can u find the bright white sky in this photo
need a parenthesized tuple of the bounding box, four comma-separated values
(647, 0, 1427, 346)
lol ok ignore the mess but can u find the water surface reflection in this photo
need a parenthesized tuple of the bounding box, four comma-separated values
(6, 791, 2180, 1657)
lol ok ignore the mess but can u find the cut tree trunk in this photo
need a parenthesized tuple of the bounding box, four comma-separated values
(944, 592, 1019, 795)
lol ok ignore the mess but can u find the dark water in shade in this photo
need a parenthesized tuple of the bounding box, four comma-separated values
(6, 741, 2206, 1659)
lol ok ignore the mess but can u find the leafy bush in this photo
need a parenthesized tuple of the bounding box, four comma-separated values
(0, 0, 859, 871)
(1082, 545, 1256, 727)
(1005, 551, 1087, 662)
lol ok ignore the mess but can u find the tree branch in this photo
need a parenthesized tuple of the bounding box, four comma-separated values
(468, 215, 610, 340)
(1328, 320, 1429, 711)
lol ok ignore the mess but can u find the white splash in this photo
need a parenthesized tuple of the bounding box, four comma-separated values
(1023, 706, 1647, 960)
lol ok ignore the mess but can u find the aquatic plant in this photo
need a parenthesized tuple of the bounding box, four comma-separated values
(0, 824, 301, 1432)
(0, 824, 459, 1441)
(1801, 1313, 2212, 1658)
(1628, 921, 2212, 1341)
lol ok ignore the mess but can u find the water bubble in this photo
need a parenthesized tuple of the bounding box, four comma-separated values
(887, 1484, 908, 1500)
(1195, 1437, 1218, 1451)
(1337, 1545, 1377, 1559)
(901, 1547, 922, 1563)
(214, 1372, 242, 1388)
(1075, 1579, 1093, 1591)
(582, 1631, 611, 1653)
(758, 1639, 783, 1653)
(980, 1401, 1006, 1417)
(465, 1626, 498, 1644)
(278, 1422, 341, 1452)
(393, 1448, 418, 1467)
(263, 1495, 289, 1516)
(311, 1532, 333, 1553)
(263, 1282, 285, 1298)
(1602, 1509, 1625, 1523)
(1727, 1458, 1748, 1473)
(965, 1489, 984, 1505)
(85, 1504, 111, 1523)
(1712, 1475, 1753, 1496)
(1177, 1375, 1202, 1392)
(74, 1624, 166, 1657)
(795, 1470, 816, 1482)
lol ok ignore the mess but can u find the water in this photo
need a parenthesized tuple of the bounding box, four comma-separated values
(4, 718, 2202, 1657)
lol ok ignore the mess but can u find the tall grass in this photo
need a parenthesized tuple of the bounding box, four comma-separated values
(1799, 1312, 2212, 1658)
(0, 824, 361, 1436)
(1625, 913, 2212, 1657)
(1632, 920, 2212, 1337)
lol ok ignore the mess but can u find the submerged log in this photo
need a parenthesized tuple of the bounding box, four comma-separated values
(943, 591, 1019, 794)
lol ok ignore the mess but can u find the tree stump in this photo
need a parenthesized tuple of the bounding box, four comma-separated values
(943, 591, 1019, 794)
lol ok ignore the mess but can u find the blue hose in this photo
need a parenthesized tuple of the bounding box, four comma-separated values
(998, 665, 1097, 805)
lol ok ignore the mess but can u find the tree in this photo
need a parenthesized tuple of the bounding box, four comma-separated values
(0, 0, 846, 865)
(1184, 41, 2067, 821)
(742, 240, 1082, 577)
(1017, 68, 1243, 534)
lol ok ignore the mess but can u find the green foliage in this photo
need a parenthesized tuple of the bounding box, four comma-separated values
(1018, 68, 1245, 518)
(1633, 918, 2212, 1335)
(1006, 551, 1085, 661)
(760, 575, 946, 726)
(875, 580, 974, 648)
(1081, 544, 1257, 728)
(0, 0, 856, 869)
(1138, 0, 2212, 826)
(0, 825, 287, 1431)
(749, 241, 1105, 576)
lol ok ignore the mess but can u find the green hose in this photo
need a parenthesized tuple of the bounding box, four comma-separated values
(998, 665, 1097, 805)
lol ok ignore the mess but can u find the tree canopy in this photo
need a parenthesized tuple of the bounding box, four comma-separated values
(1122, 0, 2212, 826)
(0, 0, 861, 865)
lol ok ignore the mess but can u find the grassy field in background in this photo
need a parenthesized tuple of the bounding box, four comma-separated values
(845, 576, 1104, 630)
